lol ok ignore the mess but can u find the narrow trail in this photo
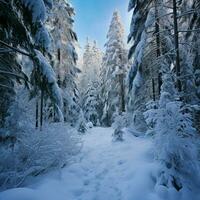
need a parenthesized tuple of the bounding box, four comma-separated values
(1, 127, 158, 200)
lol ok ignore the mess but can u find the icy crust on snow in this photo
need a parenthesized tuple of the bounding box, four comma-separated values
(1, 127, 199, 200)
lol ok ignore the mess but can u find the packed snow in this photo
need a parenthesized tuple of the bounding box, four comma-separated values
(0, 127, 199, 200)
(0, 128, 199, 200)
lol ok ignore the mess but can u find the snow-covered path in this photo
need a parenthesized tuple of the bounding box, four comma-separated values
(1, 127, 159, 200)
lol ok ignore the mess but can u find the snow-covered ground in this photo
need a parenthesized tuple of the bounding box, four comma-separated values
(0, 127, 196, 200)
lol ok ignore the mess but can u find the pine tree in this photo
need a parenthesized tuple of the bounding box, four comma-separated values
(79, 39, 102, 95)
(144, 61, 200, 191)
(100, 11, 128, 126)
(79, 39, 93, 95)
(127, 0, 200, 130)
(0, 0, 83, 188)
(46, 0, 86, 131)
(0, 0, 62, 130)
(79, 39, 103, 126)
(82, 82, 101, 126)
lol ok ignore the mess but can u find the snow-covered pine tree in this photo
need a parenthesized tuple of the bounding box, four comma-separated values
(0, 0, 62, 130)
(182, 0, 200, 131)
(127, 2, 200, 192)
(154, 0, 200, 105)
(0, 0, 83, 188)
(79, 39, 92, 95)
(46, 0, 86, 131)
(144, 60, 200, 192)
(100, 11, 128, 126)
(127, 0, 179, 131)
(127, 0, 200, 131)
(82, 82, 101, 126)
(187, 0, 200, 77)
(79, 40, 103, 126)
(90, 41, 103, 83)
(79, 39, 103, 95)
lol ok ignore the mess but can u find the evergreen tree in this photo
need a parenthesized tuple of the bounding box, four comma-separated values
(100, 11, 128, 126)
(47, 0, 86, 130)
(79, 39, 92, 94)
(0, 0, 62, 129)
(0, 0, 83, 188)
(79, 39, 103, 95)
(82, 82, 101, 126)
(144, 61, 200, 191)
(79, 40, 103, 126)
(127, 0, 200, 130)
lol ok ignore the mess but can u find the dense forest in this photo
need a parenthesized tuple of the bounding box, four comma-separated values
(0, 0, 200, 200)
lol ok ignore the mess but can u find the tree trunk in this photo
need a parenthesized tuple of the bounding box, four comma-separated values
(155, 0, 162, 95)
(152, 78, 156, 101)
(40, 86, 44, 130)
(173, 0, 182, 93)
(119, 73, 126, 113)
(58, 48, 61, 63)
(35, 99, 39, 129)
(64, 101, 67, 122)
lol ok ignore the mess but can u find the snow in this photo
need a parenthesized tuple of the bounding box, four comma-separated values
(34, 25, 51, 51)
(21, 0, 46, 22)
(34, 50, 63, 109)
(0, 127, 156, 200)
(145, 8, 155, 28)
(0, 122, 81, 190)
(44, 0, 53, 9)
(34, 50, 56, 84)
(1, 127, 199, 200)
(132, 71, 142, 89)
(128, 0, 136, 12)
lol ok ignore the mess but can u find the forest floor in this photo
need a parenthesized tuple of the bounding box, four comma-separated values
(1, 127, 191, 200)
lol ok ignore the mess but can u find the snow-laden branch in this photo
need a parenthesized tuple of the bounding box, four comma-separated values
(0, 40, 31, 57)
(0, 70, 29, 83)
(179, 28, 200, 33)
(0, 83, 14, 90)
(177, 9, 200, 19)
(0, 48, 14, 54)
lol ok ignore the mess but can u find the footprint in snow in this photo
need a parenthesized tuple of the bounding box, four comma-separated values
(95, 169, 109, 179)
(117, 160, 126, 165)
(72, 188, 84, 197)
(83, 179, 90, 186)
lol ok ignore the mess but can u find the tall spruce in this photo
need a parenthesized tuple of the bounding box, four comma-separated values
(0, 0, 62, 130)
(47, 0, 86, 130)
(79, 40, 103, 126)
(100, 11, 128, 126)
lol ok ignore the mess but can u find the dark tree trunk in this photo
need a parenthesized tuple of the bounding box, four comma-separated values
(173, 0, 182, 92)
(155, 0, 162, 95)
(152, 78, 156, 101)
(64, 101, 67, 122)
(119, 73, 126, 113)
(57, 48, 61, 63)
(40, 87, 44, 130)
(35, 99, 39, 129)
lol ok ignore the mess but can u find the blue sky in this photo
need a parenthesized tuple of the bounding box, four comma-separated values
(72, 0, 131, 50)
